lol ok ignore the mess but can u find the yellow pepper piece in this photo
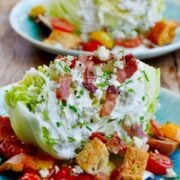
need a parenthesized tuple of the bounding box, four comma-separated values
(90, 31, 114, 49)
(29, 5, 45, 19)
(160, 123, 180, 142)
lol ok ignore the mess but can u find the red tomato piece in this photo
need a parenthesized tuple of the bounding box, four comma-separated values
(115, 37, 142, 48)
(76, 173, 94, 180)
(89, 132, 107, 144)
(50, 18, 75, 32)
(56, 75, 72, 100)
(19, 171, 41, 180)
(53, 166, 77, 180)
(146, 152, 173, 175)
(81, 41, 101, 52)
(100, 86, 119, 117)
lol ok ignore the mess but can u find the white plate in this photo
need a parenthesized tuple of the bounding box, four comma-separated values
(9, 0, 180, 59)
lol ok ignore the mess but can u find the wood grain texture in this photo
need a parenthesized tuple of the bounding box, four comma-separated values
(0, 0, 180, 94)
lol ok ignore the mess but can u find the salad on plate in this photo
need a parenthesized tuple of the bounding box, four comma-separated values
(29, 0, 179, 52)
(0, 47, 179, 179)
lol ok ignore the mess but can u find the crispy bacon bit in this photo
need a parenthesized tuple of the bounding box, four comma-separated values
(126, 124, 146, 138)
(55, 55, 62, 59)
(83, 82, 97, 94)
(78, 55, 93, 67)
(100, 86, 119, 117)
(56, 75, 72, 100)
(0, 153, 54, 172)
(106, 132, 127, 156)
(148, 138, 179, 155)
(150, 119, 164, 139)
(70, 57, 78, 69)
(89, 132, 107, 144)
(116, 54, 137, 83)
(84, 67, 96, 83)
(124, 54, 138, 78)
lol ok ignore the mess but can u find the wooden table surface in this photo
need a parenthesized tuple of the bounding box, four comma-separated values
(0, 1, 180, 94)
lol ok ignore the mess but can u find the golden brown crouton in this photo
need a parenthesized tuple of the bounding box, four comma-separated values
(44, 30, 80, 49)
(120, 147, 149, 180)
(76, 138, 109, 175)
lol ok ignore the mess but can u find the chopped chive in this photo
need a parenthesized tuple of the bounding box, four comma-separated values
(86, 125, 92, 131)
(126, 80, 133, 84)
(140, 116, 144, 123)
(42, 110, 50, 121)
(64, 65, 71, 73)
(97, 82, 107, 88)
(69, 105, 78, 113)
(106, 134, 113, 140)
(76, 89, 84, 98)
(128, 88, 134, 93)
(42, 127, 58, 145)
(81, 140, 86, 146)
(142, 96, 145, 101)
(137, 77, 142, 81)
(56, 122, 61, 127)
(68, 136, 76, 143)
(141, 70, 149, 82)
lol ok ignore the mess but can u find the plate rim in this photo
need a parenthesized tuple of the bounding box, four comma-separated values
(9, 0, 180, 58)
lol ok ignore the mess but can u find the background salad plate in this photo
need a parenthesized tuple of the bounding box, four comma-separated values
(0, 85, 179, 179)
(9, 0, 180, 59)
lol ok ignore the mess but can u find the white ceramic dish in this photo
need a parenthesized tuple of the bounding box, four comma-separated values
(9, 0, 180, 59)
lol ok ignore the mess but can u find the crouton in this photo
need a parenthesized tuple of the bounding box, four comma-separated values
(44, 30, 80, 49)
(120, 147, 149, 180)
(76, 138, 109, 175)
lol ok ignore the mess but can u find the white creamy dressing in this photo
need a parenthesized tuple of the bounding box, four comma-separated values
(27, 52, 151, 159)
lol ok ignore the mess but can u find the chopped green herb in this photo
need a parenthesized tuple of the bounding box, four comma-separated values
(103, 71, 111, 79)
(68, 136, 76, 143)
(142, 96, 145, 101)
(64, 65, 71, 73)
(97, 82, 107, 88)
(140, 116, 144, 123)
(125, 80, 133, 84)
(56, 122, 61, 127)
(141, 70, 149, 82)
(42, 127, 57, 145)
(128, 88, 134, 93)
(86, 125, 92, 131)
(137, 77, 142, 81)
(62, 100, 67, 106)
(106, 134, 113, 140)
(81, 140, 86, 146)
(58, 101, 64, 110)
(69, 105, 78, 113)
(42, 110, 50, 121)
(76, 89, 84, 99)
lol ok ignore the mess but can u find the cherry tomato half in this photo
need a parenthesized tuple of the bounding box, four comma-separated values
(81, 41, 101, 52)
(19, 172, 41, 180)
(146, 152, 173, 175)
(115, 37, 142, 48)
(50, 18, 75, 33)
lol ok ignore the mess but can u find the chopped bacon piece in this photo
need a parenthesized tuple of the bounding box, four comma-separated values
(124, 55, 138, 78)
(150, 119, 164, 139)
(56, 75, 72, 100)
(100, 86, 119, 117)
(148, 138, 179, 155)
(83, 82, 97, 94)
(0, 153, 54, 172)
(78, 55, 93, 67)
(116, 69, 127, 84)
(84, 67, 96, 83)
(89, 132, 107, 144)
(106, 132, 127, 156)
(126, 124, 146, 138)
(70, 57, 78, 69)
(116, 54, 137, 83)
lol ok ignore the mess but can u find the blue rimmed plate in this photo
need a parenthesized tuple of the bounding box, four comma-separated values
(9, 0, 180, 59)
(0, 86, 179, 179)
